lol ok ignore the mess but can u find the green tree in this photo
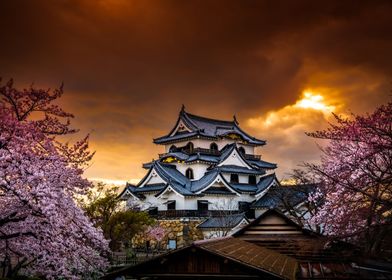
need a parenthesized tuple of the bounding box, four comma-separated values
(80, 183, 154, 251)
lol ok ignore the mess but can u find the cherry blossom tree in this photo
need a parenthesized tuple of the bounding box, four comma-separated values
(306, 101, 392, 256)
(0, 79, 109, 279)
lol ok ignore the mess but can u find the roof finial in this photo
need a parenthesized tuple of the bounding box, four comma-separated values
(181, 104, 186, 112)
(233, 114, 239, 125)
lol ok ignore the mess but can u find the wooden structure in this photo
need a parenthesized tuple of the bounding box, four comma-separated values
(103, 209, 392, 279)
(233, 209, 392, 279)
(103, 237, 297, 280)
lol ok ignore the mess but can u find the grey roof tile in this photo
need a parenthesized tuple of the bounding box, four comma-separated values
(251, 184, 316, 209)
(197, 213, 248, 229)
(154, 109, 265, 145)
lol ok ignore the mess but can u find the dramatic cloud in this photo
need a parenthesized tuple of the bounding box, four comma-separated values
(0, 0, 391, 183)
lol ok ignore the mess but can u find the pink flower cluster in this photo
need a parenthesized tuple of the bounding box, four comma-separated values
(306, 101, 392, 241)
(0, 80, 109, 279)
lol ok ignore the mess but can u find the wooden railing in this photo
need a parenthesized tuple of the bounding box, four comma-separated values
(244, 154, 261, 160)
(159, 147, 261, 160)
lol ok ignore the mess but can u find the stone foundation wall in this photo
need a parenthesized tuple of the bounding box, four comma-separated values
(132, 219, 204, 249)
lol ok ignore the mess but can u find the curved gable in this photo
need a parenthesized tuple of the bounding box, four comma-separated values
(218, 146, 253, 169)
(195, 173, 240, 196)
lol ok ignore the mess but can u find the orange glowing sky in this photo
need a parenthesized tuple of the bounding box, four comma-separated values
(1, 0, 391, 185)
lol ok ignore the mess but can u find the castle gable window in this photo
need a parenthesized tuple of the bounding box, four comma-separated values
(167, 200, 176, 210)
(169, 145, 177, 152)
(210, 142, 218, 152)
(248, 175, 256, 184)
(230, 174, 239, 183)
(238, 147, 245, 155)
(197, 200, 209, 213)
(185, 142, 194, 153)
(185, 168, 194, 180)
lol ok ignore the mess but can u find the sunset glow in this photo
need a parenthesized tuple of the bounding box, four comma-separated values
(295, 91, 335, 113)
(0, 0, 390, 183)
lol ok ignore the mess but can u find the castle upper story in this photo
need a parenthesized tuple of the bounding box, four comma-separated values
(120, 107, 279, 213)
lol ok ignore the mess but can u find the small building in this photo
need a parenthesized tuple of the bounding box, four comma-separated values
(103, 237, 298, 280)
(104, 209, 392, 280)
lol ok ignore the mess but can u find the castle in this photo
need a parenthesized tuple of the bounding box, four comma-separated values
(118, 106, 311, 240)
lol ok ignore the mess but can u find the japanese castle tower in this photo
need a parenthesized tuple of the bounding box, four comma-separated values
(119, 106, 281, 220)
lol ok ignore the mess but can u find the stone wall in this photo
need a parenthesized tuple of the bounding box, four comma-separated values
(132, 219, 204, 249)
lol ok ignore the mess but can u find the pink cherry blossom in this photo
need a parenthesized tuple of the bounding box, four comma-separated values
(147, 225, 166, 242)
(0, 79, 109, 279)
(306, 101, 392, 254)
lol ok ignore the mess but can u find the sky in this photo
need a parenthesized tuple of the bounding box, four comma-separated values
(1, 0, 391, 184)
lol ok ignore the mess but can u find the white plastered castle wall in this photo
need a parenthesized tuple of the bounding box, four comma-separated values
(174, 162, 208, 180)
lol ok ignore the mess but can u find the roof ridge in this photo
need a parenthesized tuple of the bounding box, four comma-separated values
(193, 236, 232, 245)
(185, 111, 235, 125)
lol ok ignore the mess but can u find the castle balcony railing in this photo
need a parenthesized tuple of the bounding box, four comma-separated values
(243, 154, 261, 160)
(159, 147, 260, 160)
(159, 147, 221, 158)
(149, 209, 241, 218)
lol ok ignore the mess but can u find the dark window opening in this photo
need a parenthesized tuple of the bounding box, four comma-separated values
(238, 147, 245, 155)
(167, 200, 176, 210)
(169, 145, 177, 152)
(197, 200, 209, 214)
(210, 142, 218, 152)
(185, 142, 194, 153)
(148, 207, 158, 216)
(238, 201, 250, 213)
(230, 174, 239, 183)
(249, 175, 257, 184)
(186, 168, 194, 180)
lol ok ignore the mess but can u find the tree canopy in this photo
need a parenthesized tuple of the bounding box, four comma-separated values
(305, 101, 392, 256)
(0, 79, 109, 279)
(81, 183, 154, 251)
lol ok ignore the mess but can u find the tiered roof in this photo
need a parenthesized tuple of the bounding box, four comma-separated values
(120, 107, 284, 208)
(153, 106, 266, 145)
(145, 143, 277, 170)
(251, 184, 316, 209)
(120, 160, 279, 198)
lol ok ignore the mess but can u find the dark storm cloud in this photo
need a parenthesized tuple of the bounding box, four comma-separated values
(1, 0, 391, 181)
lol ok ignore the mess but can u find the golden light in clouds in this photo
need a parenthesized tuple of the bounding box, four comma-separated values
(248, 89, 337, 129)
(245, 89, 340, 180)
(295, 91, 335, 113)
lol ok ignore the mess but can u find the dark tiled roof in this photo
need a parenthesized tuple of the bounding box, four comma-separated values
(133, 183, 166, 193)
(154, 108, 266, 145)
(249, 159, 277, 169)
(189, 169, 221, 192)
(218, 165, 266, 175)
(103, 237, 298, 280)
(251, 184, 316, 209)
(197, 237, 298, 280)
(123, 162, 280, 197)
(255, 173, 278, 195)
(230, 183, 258, 193)
(197, 213, 248, 229)
(201, 187, 238, 195)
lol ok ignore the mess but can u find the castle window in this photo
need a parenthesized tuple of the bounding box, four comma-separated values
(197, 200, 209, 214)
(230, 174, 239, 183)
(167, 200, 176, 210)
(185, 168, 194, 180)
(185, 142, 194, 153)
(238, 147, 245, 155)
(249, 175, 257, 184)
(210, 142, 218, 152)
(238, 201, 250, 212)
(169, 145, 177, 152)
